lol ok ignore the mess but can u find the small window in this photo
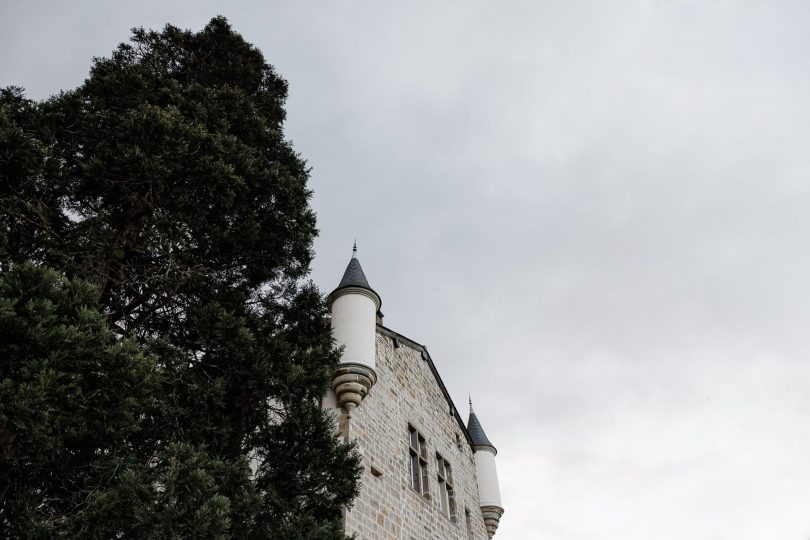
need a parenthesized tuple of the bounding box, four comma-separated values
(436, 453, 457, 522)
(465, 507, 473, 534)
(408, 425, 429, 497)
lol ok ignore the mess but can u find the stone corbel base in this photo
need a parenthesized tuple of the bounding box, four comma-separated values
(331, 363, 377, 416)
(481, 505, 504, 538)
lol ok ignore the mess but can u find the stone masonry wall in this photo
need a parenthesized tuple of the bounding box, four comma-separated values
(341, 328, 490, 540)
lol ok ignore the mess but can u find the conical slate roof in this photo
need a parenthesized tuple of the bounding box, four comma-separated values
(329, 243, 381, 309)
(337, 256, 371, 289)
(467, 400, 496, 453)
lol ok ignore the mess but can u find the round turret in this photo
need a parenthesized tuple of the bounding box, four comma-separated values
(468, 399, 504, 538)
(328, 244, 380, 414)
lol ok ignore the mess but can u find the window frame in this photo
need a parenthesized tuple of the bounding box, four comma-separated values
(408, 424, 430, 498)
(436, 452, 457, 522)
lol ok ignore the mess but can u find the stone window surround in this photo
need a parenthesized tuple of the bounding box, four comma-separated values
(406, 418, 470, 530)
(436, 452, 457, 523)
(407, 423, 430, 498)
(465, 507, 474, 536)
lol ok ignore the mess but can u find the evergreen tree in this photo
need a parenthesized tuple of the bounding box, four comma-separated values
(0, 264, 159, 537)
(0, 17, 360, 538)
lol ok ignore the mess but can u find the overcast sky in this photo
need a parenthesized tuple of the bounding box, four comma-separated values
(3, 1, 810, 538)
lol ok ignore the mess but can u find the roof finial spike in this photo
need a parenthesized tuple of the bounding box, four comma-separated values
(352, 238, 357, 259)
(469, 394, 474, 413)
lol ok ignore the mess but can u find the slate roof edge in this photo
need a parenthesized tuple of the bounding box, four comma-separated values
(467, 410, 497, 454)
(376, 324, 475, 452)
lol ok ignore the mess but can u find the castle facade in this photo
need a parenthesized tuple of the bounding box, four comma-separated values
(324, 247, 504, 539)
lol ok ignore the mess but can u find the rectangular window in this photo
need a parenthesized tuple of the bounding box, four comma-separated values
(408, 425, 429, 497)
(465, 507, 473, 534)
(436, 453, 457, 521)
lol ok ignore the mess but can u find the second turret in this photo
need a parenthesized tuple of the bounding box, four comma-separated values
(468, 399, 505, 538)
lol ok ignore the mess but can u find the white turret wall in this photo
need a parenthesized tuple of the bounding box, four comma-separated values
(474, 447, 502, 508)
(330, 292, 377, 370)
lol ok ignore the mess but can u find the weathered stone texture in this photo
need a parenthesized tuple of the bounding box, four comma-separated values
(341, 330, 490, 540)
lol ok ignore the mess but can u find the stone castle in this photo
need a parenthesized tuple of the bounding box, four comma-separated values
(323, 246, 505, 539)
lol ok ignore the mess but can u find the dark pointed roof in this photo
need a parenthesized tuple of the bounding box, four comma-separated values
(329, 242, 381, 308)
(338, 256, 371, 289)
(467, 399, 497, 453)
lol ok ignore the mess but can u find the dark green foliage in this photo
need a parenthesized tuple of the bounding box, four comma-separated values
(0, 88, 65, 266)
(0, 264, 159, 536)
(27, 16, 315, 335)
(0, 17, 360, 538)
(72, 442, 262, 539)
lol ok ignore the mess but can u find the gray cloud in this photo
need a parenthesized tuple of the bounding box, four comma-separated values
(3, 1, 810, 538)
